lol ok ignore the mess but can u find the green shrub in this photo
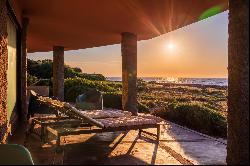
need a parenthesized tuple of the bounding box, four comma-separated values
(65, 86, 90, 102)
(27, 59, 53, 79)
(65, 77, 118, 93)
(137, 78, 148, 92)
(28, 59, 106, 81)
(137, 102, 150, 113)
(78, 73, 106, 81)
(103, 92, 122, 109)
(106, 81, 122, 90)
(154, 102, 227, 138)
(145, 101, 156, 108)
(27, 74, 38, 86)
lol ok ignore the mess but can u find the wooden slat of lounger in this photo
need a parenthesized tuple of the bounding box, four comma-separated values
(97, 115, 163, 128)
(64, 103, 105, 128)
(80, 110, 132, 119)
(47, 123, 159, 137)
(33, 118, 82, 126)
(33, 116, 69, 122)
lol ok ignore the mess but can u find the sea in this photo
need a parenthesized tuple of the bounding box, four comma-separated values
(107, 77, 228, 87)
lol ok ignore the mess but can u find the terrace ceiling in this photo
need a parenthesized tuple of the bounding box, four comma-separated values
(16, 0, 228, 53)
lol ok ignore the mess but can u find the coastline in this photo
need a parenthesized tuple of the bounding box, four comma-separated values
(107, 77, 228, 87)
(159, 82, 228, 90)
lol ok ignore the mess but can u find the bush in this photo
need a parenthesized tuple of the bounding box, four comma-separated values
(137, 102, 150, 113)
(137, 78, 147, 92)
(27, 59, 53, 79)
(103, 92, 122, 109)
(28, 59, 106, 81)
(65, 77, 118, 94)
(27, 74, 38, 86)
(65, 86, 90, 102)
(153, 102, 227, 138)
(102, 91, 150, 113)
(78, 73, 106, 81)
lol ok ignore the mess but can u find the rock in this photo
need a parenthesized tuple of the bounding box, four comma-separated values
(76, 89, 103, 110)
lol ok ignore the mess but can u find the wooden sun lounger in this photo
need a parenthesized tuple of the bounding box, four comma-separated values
(29, 109, 133, 142)
(30, 96, 164, 149)
(46, 121, 161, 148)
(44, 107, 164, 149)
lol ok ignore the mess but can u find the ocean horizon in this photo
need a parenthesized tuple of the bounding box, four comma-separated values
(107, 77, 228, 87)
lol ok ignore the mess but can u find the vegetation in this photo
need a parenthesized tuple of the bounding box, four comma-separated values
(139, 80, 228, 138)
(103, 92, 122, 109)
(64, 77, 119, 95)
(27, 59, 228, 138)
(27, 59, 106, 85)
(152, 102, 227, 137)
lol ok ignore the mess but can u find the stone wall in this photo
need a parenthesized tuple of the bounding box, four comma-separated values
(0, 0, 8, 143)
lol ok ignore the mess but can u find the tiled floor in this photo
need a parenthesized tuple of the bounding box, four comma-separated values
(11, 121, 227, 165)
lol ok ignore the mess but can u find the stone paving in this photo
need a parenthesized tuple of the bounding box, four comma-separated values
(13, 121, 227, 165)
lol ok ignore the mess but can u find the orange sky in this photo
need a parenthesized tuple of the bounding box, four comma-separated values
(28, 11, 228, 78)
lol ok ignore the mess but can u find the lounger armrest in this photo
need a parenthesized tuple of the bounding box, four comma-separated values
(64, 103, 105, 128)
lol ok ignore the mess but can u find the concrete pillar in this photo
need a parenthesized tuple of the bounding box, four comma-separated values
(227, 0, 249, 165)
(21, 17, 29, 121)
(53, 46, 64, 101)
(121, 32, 138, 115)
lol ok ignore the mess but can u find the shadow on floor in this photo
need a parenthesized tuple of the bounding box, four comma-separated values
(25, 128, 157, 165)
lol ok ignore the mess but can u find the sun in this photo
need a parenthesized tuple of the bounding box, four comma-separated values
(164, 41, 178, 55)
(167, 43, 175, 50)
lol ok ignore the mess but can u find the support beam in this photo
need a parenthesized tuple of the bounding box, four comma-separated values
(21, 17, 29, 121)
(53, 46, 64, 101)
(227, 0, 249, 165)
(121, 32, 138, 115)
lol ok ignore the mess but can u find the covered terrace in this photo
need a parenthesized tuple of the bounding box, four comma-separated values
(0, 0, 249, 165)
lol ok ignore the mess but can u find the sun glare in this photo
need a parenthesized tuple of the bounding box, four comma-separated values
(168, 43, 175, 50)
(165, 42, 176, 53)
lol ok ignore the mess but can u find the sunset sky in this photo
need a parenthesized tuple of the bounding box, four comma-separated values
(28, 11, 228, 78)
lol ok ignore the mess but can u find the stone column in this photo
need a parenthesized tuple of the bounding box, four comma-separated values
(21, 17, 29, 122)
(121, 32, 138, 115)
(227, 0, 249, 165)
(0, 0, 8, 143)
(53, 46, 64, 101)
